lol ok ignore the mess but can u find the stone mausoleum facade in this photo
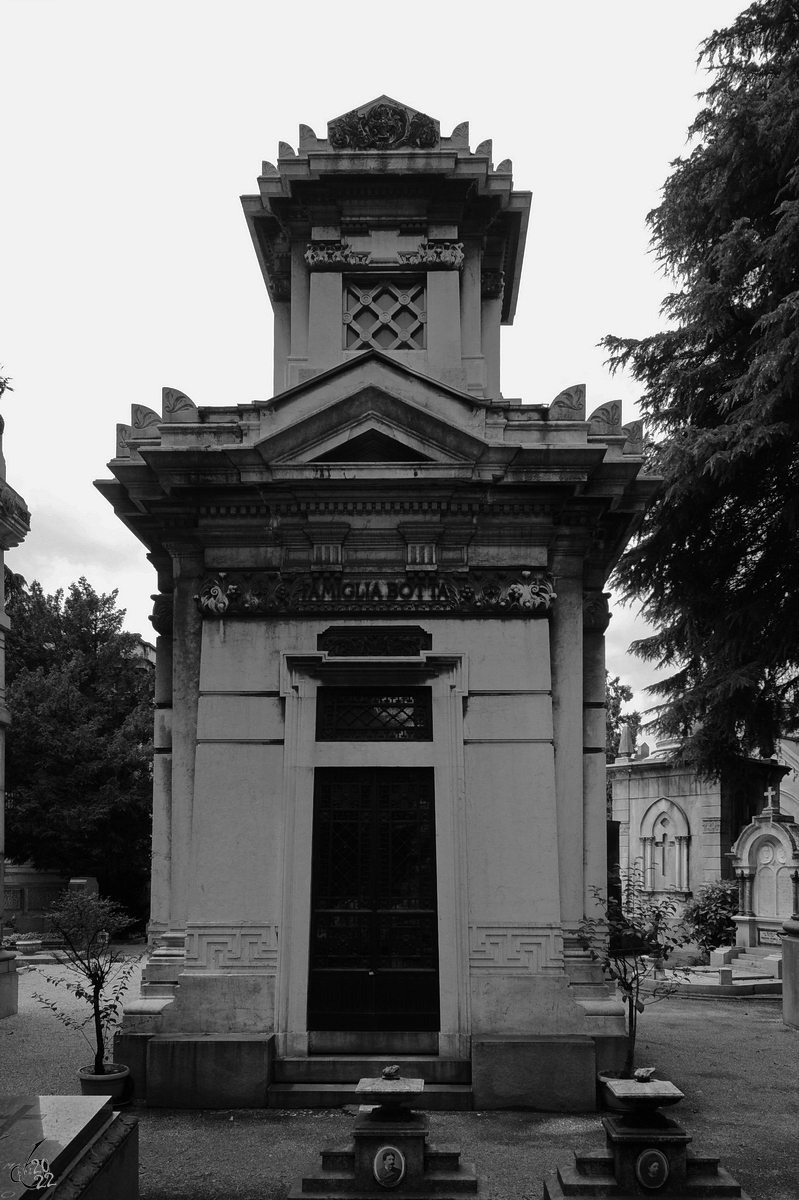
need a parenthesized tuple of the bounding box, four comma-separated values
(98, 99, 654, 1109)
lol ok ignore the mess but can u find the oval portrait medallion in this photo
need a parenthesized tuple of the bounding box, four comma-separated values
(373, 1146, 406, 1189)
(635, 1148, 669, 1190)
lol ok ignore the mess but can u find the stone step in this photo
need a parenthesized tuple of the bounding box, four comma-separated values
(574, 1149, 615, 1176)
(426, 1146, 462, 1172)
(320, 1148, 355, 1171)
(300, 1172, 357, 1194)
(298, 1173, 479, 1197)
(269, 1082, 473, 1110)
(556, 1164, 620, 1195)
(274, 1056, 470, 1085)
(684, 1168, 743, 1196)
(687, 1153, 722, 1174)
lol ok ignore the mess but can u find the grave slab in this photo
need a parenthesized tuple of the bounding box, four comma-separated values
(0, 1095, 138, 1199)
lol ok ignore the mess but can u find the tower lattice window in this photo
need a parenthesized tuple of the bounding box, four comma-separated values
(343, 278, 426, 350)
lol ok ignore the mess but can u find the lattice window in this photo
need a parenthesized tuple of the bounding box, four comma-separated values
(343, 277, 426, 350)
(316, 688, 433, 741)
(4, 888, 23, 911)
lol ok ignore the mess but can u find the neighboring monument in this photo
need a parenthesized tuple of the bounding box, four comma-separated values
(97, 98, 655, 1108)
(0, 389, 32, 1018)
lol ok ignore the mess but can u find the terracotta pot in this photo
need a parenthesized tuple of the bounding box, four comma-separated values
(78, 1064, 132, 1106)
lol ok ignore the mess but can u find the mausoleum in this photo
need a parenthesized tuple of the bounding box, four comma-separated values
(98, 98, 654, 1109)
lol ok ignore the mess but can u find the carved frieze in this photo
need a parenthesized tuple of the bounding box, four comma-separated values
(183, 923, 278, 972)
(305, 241, 372, 268)
(329, 101, 438, 151)
(195, 569, 556, 618)
(397, 241, 464, 269)
(469, 924, 563, 974)
(481, 269, 505, 299)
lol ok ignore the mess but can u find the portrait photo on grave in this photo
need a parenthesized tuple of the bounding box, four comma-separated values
(373, 1147, 406, 1188)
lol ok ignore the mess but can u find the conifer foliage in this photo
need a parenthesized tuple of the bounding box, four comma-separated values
(4, 573, 153, 916)
(603, 0, 799, 774)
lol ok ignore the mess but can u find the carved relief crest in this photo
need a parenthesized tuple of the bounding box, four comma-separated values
(329, 102, 438, 151)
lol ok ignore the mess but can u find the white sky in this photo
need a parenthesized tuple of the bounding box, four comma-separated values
(1, 0, 744, 716)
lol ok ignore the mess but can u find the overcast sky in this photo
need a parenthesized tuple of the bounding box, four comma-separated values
(1, 0, 744, 718)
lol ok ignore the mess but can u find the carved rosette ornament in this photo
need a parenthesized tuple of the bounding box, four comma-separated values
(583, 591, 611, 633)
(195, 569, 556, 618)
(328, 102, 438, 151)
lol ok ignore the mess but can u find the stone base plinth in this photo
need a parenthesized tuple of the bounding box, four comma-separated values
(145, 1032, 275, 1107)
(472, 1035, 596, 1110)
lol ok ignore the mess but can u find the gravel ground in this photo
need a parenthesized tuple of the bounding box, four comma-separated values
(1, 953, 798, 1200)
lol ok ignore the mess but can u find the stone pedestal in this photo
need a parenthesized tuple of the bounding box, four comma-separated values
(781, 921, 799, 1028)
(545, 1109, 751, 1199)
(0, 1096, 138, 1200)
(290, 1073, 484, 1200)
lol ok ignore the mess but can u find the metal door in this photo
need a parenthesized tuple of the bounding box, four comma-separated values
(308, 767, 439, 1032)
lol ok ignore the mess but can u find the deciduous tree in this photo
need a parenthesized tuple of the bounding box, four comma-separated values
(603, 0, 799, 775)
(4, 573, 153, 917)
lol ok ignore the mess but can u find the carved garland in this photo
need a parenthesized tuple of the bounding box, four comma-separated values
(195, 569, 556, 618)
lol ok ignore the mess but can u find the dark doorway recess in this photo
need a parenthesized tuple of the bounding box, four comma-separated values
(308, 767, 440, 1034)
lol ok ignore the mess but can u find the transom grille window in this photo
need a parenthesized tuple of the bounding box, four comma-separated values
(316, 687, 433, 741)
(343, 278, 426, 350)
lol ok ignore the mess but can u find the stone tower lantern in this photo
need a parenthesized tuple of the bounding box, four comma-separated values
(97, 98, 654, 1109)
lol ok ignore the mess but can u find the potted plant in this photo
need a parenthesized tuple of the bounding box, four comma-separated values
(579, 868, 685, 1103)
(32, 891, 137, 1103)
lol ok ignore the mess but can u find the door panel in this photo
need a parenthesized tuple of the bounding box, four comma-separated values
(308, 767, 439, 1032)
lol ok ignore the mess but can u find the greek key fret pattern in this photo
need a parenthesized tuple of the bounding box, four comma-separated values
(183, 924, 278, 972)
(469, 925, 563, 974)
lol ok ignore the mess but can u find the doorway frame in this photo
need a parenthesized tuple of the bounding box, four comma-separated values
(277, 649, 469, 1058)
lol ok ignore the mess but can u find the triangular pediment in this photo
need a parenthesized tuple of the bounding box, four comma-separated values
(254, 353, 489, 468)
(312, 429, 433, 463)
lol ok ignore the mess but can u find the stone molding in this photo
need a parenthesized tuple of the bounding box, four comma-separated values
(328, 101, 438, 151)
(183, 923, 278, 972)
(468, 924, 564, 974)
(195, 569, 556, 618)
(702, 818, 722, 834)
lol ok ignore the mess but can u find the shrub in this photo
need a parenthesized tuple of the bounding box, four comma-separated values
(680, 880, 738, 962)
